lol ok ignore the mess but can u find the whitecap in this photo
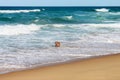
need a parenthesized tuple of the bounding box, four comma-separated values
(0, 9, 41, 13)
(63, 16, 73, 20)
(95, 8, 109, 12)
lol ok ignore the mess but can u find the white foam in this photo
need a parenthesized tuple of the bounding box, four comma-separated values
(0, 24, 41, 36)
(0, 64, 26, 68)
(62, 54, 92, 57)
(34, 19, 39, 22)
(95, 8, 109, 12)
(80, 23, 120, 28)
(0, 9, 41, 13)
(63, 16, 73, 20)
(109, 12, 120, 15)
(53, 24, 65, 27)
(1, 23, 120, 74)
(65, 16, 73, 20)
(103, 20, 119, 23)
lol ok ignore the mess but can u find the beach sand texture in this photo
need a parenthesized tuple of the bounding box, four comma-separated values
(0, 54, 120, 80)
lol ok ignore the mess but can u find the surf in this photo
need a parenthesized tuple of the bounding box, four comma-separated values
(0, 9, 41, 13)
(95, 8, 109, 12)
(0, 24, 41, 35)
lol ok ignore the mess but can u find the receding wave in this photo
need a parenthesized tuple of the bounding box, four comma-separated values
(0, 24, 41, 35)
(95, 8, 109, 12)
(0, 9, 41, 13)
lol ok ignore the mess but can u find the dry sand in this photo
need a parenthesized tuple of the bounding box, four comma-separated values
(0, 54, 120, 80)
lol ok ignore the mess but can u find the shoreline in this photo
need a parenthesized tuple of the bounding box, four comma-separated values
(1, 53, 117, 75)
(1, 53, 120, 80)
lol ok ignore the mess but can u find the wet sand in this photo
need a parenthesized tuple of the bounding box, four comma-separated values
(0, 54, 120, 80)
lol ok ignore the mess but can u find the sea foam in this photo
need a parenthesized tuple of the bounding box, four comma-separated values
(0, 24, 41, 35)
(1, 23, 120, 74)
(80, 23, 120, 28)
(0, 9, 41, 13)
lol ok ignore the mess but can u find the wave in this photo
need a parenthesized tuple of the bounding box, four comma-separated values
(63, 16, 73, 20)
(52, 23, 120, 28)
(95, 8, 109, 12)
(0, 9, 41, 13)
(0, 24, 41, 36)
(0, 23, 120, 36)
(51, 16, 74, 23)
(0, 17, 12, 21)
(34, 19, 39, 22)
(80, 23, 120, 28)
(103, 20, 120, 23)
(109, 12, 120, 15)
(43, 23, 120, 29)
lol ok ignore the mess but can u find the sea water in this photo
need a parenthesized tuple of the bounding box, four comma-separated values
(0, 7, 120, 74)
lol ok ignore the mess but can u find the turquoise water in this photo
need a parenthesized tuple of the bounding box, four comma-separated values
(0, 7, 120, 24)
(0, 7, 120, 74)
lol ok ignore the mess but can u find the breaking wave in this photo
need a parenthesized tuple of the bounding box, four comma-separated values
(0, 9, 41, 13)
(63, 16, 73, 20)
(95, 8, 109, 12)
(0, 23, 120, 36)
(0, 24, 41, 35)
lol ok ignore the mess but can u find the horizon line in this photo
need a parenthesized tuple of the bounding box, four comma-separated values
(0, 6, 119, 7)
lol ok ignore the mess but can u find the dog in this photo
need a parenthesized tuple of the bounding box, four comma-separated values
(55, 41, 60, 47)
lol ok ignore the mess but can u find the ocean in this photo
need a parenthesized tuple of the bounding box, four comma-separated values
(0, 7, 120, 74)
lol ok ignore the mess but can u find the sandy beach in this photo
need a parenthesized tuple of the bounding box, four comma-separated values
(0, 54, 120, 80)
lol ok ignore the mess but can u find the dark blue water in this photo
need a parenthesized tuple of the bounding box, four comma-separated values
(0, 7, 120, 24)
(0, 7, 120, 74)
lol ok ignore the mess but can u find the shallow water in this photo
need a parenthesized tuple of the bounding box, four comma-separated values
(0, 7, 120, 74)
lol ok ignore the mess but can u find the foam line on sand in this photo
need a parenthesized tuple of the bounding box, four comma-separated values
(0, 54, 120, 80)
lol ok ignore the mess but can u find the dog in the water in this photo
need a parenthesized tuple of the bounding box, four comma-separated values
(55, 41, 60, 47)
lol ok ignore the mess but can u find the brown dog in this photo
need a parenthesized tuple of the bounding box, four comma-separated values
(55, 41, 60, 47)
